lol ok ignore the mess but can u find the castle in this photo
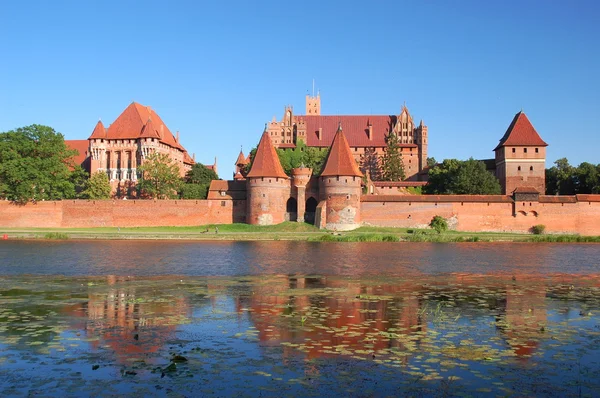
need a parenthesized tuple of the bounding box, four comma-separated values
(67, 102, 216, 195)
(262, 94, 428, 181)
(219, 97, 550, 231)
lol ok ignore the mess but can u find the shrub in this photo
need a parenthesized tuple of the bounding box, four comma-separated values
(429, 216, 448, 234)
(531, 224, 546, 235)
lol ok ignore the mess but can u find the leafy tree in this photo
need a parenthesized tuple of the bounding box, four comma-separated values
(425, 158, 501, 195)
(574, 162, 599, 194)
(82, 171, 112, 199)
(277, 140, 329, 176)
(0, 124, 78, 202)
(429, 215, 448, 233)
(381, 133, 405, 181)
(179, 163, 219, 199)
(70, 165, 89, 198)
(137, 152, 181, 199)
(546, 158, 575, 195)
(426, 157, 437, 168)
(360, 147, 382, 181)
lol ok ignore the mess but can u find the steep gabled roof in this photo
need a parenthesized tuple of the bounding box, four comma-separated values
(299, 115, 417, 148)
(139, 118, 160, 139)
(321, 124, 363, 177)
(92, 102, 184, 150)
(183, 151, 195, 165)
(65, 140, 90, 168)
(89, 120, 106, 139)
(246, 131, 288, 178)
(494, 111, 548, 150)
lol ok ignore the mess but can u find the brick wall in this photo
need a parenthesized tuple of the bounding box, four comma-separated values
(0, 199, 240, 228)
(361, 195, 600, 235)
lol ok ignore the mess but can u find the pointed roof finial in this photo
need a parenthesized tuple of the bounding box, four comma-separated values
(337, 121, 342, 132)
(264, 122, 268, 132)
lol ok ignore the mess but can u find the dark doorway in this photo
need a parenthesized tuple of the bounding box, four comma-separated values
(286, 197, 298, 221)
(305, 197, 318, 224)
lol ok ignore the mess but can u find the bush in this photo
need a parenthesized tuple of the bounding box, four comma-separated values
(429, 216, 448, 234)
(531, 224, 546, 235)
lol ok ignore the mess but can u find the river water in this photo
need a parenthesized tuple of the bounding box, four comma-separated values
(1, 241, 599, 396)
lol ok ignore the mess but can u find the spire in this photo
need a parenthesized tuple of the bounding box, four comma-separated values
(246, 131, 288, 178)
(321, 125, 363, 177)
(235, 148, 247, 166)
(89, 119, 106, 139)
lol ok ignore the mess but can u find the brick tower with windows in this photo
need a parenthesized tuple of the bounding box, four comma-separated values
(494, 111, 548, 194)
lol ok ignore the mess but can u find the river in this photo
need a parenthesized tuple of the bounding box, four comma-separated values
(1, 241, 599, 396)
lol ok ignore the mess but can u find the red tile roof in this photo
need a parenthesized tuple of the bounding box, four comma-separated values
(207, 180, 247, 200)
(494, 112, 548, 150)
(65, 140, 90, 170)
(246, 131, 288, 178)
(512, 186, 540, 194)
(361, 194, 513, 203)
(89, 120, 106, 139)
(183, 151, 195, 165)
(299, 115, 416, 148)
(235, 150, 248, 166)
(90, 102, 184, 151)
(321, 125, 363, 177)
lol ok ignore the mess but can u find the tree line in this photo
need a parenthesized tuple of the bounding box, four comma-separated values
(0, 125, 218, 202)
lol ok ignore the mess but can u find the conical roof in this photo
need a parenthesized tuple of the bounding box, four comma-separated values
(246, 131, 288, 178)
(494, 111, 547, 150)
(321, 124, 363, 177)
(88, 120, 106, 139)
(235, 149, 248, 166)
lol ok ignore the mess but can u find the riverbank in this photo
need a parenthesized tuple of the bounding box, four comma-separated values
(2, 222, 599, 242)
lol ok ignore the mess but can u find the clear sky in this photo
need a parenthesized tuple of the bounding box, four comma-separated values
(1, 0, 598, 178)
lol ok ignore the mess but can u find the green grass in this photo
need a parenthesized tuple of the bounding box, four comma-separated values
(43, 232, 69, 240)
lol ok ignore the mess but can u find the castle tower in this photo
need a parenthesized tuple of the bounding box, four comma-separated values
(494, 111, 548, 194)
(416, 119, 428, 174)
(233, 149, 248, 180)
(291, 166, 313, 223)
(246, 131, 290, 225)
(319, 123, 363, 231)
(306, 93, 321, 115)
(89, 119, 107, 176)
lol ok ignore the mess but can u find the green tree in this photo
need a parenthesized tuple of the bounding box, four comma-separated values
(137, 152, 181, 199)
(381, 133, 405, 181)
(429, 215, 448, 233)
(276, 140, 329, 176)
(545, 158, 575, 195)
(180, 163, 219, 199)
(0, 124, 78, 202)
(574, 162, 600, 194)
(425, 158, 501, 195)
(360, 147, 382, 181)
(81, 171, 112, 199)
(427, 157, 437, 168)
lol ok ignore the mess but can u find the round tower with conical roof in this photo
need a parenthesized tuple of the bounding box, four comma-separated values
(319, 123, 363, 231)
(246, 131, 290, 225)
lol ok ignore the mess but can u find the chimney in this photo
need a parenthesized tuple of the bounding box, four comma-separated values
(193, 153, 195, 161)
(318, 127, 322, 141)
(176, 131, 179, 142)
(368, 124, 373, 141)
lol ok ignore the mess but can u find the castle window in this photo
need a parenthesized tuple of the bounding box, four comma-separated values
(221, 201, 226, 206)
(524, 148, 528, 153)
(518, 166, 521, 171)
(535, 148, 539, 153)
(512, 148, 516, 153)
(530, 166, 534, 171)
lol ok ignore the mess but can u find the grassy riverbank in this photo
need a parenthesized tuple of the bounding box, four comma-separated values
(2, 222, 599, 242)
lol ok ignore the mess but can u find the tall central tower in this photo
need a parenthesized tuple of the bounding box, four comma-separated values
(305, 93, 320, 115)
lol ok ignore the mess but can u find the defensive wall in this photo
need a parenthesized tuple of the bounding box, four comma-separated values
(361, 194, 600, 236)
(0, 200, 245, 228)
(1, 195, 600, 235)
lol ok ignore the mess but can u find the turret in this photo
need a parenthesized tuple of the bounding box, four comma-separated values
(318, 123, 363, 231)
(291, 166, 312, 223)
(494, 111, 548, 194)
(246, 131, 290, 225)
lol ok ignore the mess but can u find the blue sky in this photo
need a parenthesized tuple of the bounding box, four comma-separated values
(1, 0, 598, 178)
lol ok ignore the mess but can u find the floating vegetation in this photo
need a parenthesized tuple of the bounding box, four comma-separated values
(0, 274, 599, 396)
